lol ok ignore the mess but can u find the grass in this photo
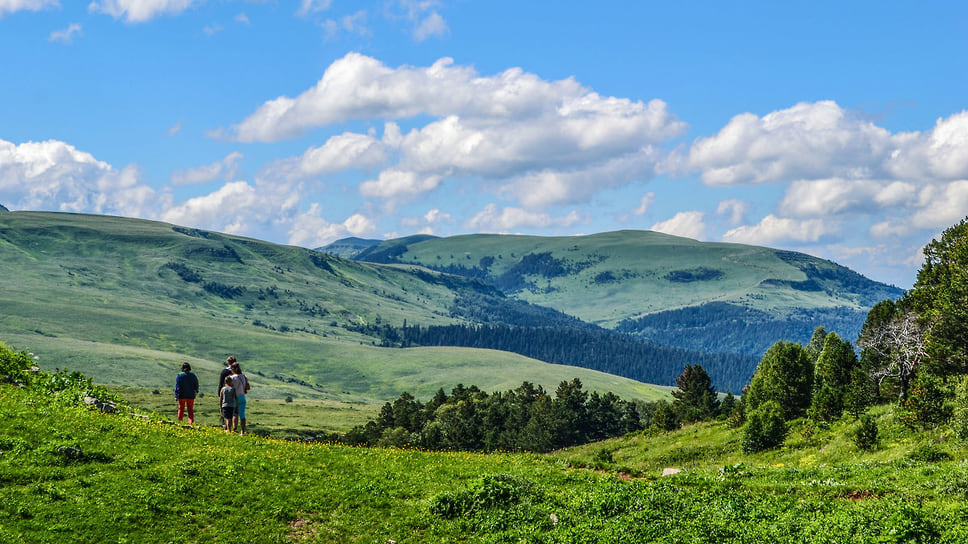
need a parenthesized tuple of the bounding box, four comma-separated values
(4, 380, 968, 543)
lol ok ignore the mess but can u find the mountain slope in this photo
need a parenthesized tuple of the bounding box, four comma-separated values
(0, 211, 667, 406)
(326, 230, 902, 356)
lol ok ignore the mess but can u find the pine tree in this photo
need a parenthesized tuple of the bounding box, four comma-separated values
(671, 364, 720, 423)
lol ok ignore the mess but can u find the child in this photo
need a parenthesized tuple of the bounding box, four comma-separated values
(219, 375, 237, 433)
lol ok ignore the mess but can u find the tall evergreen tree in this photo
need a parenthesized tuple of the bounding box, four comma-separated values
(745, 341, 814, 419)
(671, 364, 720, 423)
(809, 332, 859, 421)
(905, 216, 968, 375)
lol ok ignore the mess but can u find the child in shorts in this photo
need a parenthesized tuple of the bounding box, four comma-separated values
(219, 375, 237, 432)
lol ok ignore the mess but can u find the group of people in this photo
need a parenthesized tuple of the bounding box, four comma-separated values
(173, 355, 251, 435)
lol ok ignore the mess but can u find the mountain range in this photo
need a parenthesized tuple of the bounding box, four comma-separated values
(0, 209, 901, 406)
(322, 230, 902, 358)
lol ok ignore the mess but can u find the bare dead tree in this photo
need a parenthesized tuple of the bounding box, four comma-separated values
(857, 310, 931, 402)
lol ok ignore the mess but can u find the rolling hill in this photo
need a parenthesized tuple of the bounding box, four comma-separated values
(325, 230, 903, 357)
(0, 211, 668, 415)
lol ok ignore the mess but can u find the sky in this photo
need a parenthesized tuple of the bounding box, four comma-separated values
(1, 1, 967, 289)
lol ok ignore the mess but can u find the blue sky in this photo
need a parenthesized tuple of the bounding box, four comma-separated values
(1, 1, 967, 289)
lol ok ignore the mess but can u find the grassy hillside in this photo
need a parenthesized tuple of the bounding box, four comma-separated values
(0, 212, 666, 421)
(335, 230, 903, 355)
(3, 359, 967, 543)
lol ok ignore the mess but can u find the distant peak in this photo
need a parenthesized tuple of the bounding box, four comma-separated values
(0, 203, 8, 212)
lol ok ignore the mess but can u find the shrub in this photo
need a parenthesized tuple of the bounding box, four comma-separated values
(854, 414, 879, 451)
(900, 372, 952, 429)
(742, 400, 787, 453)
(952, 376, 968, 441)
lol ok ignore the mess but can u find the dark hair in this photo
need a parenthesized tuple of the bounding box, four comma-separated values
(181, 362, 191, 372)
(226, 356, 237, 365)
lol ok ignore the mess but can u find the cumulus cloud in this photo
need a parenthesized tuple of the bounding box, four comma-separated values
(715, 199, 749, 225)
(465, 203, 583, 232)
(650, 211, 706, 240)
(89, 0, 201, 23)
(288, 204, 376, 248)
(909, 180, 968, 229)
(48, 23, 82, 44)
(231, 53, 684, 144)
(887, 110, 968, 181)
(0, 0, 58, 17)
(399, 208, 453, 231)
(722, 214, 835, 245)
(359, 169, 443, 203)
(234, 54, 683, 211)
(262, 132, 387, 181)
(413, 10, 447, 41)
(684, 101, 895, 186)
(0, 138, 156, 217)
(170, 152, 243, 185)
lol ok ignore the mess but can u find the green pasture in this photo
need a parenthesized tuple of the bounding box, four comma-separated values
(3, 381, 968, 543)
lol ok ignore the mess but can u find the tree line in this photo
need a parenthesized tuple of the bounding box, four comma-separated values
(344, 374, 734, 453)
(349, 320, 756, 393)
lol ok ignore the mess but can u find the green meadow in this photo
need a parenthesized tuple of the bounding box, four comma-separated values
(3, 360, 968, 543)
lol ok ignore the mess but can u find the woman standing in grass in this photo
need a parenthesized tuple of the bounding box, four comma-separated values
(174, 362, 199, 424)
(219, 375, 237, 432)
(230, 362, 250, 435)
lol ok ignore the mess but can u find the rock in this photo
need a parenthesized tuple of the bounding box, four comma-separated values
(661, 467, 682, 477)
(56, 446, 84, 460)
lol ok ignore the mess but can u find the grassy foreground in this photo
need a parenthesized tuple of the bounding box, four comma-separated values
(3, 381, 968, 543)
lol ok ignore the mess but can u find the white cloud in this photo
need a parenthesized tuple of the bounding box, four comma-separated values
(166, 121, 182, 136)
(650, 211, 706, 240)
(465, 203, 583, 232)
(202, 23, 222, 36)
(234, 12, 248, 24)
(231, 53, 682, 209)
(170, 152, 242, 185)
(400, 208, 453, 230)
(287, 204, 376, 248)
(322, 10, 368, 40)
(0, 0, 58, 17)
(909, 180, 968, 229)
(722, 214, 835, 245)
(715, 199, 749, 225)
(89, 0, 201, 23)
(48, 23, 82, 44)
(359, 169, 443, 202)
(297, 0, 331, 17)
(684, 101, 895, 186)
(231, 53, 683, 144)
(413, 10, 447, 41)
(160, 181, 261, 234)
(0, 138, 156, 217)
(632, 192, 655, 216)
(887, 110, 968, 181)
(262, 132, 387, 181)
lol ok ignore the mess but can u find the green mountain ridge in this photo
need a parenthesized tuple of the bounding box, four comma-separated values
(324, 230, 903, 356)
(0, 211, 667, 413)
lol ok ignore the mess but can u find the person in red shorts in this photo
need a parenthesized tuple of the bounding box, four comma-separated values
(174, 362, 199, 424)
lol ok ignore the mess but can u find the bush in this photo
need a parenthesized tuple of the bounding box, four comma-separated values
(854, 414, 879, 451)
(900, 372, 952, 429)
(952, 376, 968, 441)
(742, 400, 787, 453)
